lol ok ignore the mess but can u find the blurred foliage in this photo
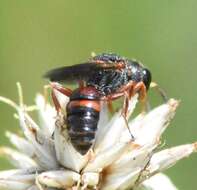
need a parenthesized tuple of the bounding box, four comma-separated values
(0, 1, 197, 189)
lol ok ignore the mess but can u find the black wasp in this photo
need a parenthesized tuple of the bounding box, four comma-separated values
(44, 53, 152, 155)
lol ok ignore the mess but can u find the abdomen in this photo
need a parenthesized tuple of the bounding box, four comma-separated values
(66, 100, 100, 155)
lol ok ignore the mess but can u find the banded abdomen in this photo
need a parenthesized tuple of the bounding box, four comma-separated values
(66, 87, 101, 155)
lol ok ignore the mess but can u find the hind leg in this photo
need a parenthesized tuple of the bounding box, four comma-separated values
(49, 82, 73, 113)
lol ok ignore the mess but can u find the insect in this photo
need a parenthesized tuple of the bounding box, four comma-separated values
(44, 53, 152, 155)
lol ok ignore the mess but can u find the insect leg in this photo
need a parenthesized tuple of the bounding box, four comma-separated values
(100, 92, 124, 101)
(122, 91, 135, 140)
(121, 91, 129, 118)
(100, 82, 137, 139)
(100, 92, 124, 114)
(100, 91, 124, 114)
(100, 90, 134, 139)
(51, 90, 62, 112)
(133, 82, 147, 112)
(133, 82, 147, 101)
(107, 82, 136, 140)
(50, 82, 72, 97)
(50, 82, 73, 113)
(101, 81, 136, 115)
(107, 100, 114, 113)
(100, 81, 136, 102)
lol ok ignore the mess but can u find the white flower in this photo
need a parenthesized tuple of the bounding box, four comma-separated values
(0, 82, 196, 190)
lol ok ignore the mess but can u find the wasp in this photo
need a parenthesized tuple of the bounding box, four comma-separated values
(44, 53, 154, 155)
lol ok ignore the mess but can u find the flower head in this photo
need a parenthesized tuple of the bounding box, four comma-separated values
(0, 83, 196, 190)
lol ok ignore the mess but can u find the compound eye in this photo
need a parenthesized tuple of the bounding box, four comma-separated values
(142, 68, 152, 90)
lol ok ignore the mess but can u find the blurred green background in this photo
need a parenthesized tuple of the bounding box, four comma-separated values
(0, 0, 197, 189)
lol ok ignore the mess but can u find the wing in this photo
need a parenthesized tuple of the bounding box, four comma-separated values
(44, 63, 101, 82)
(44, 62, 125, 83)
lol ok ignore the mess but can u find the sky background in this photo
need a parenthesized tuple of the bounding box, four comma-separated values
(0, 1, 197, 189)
